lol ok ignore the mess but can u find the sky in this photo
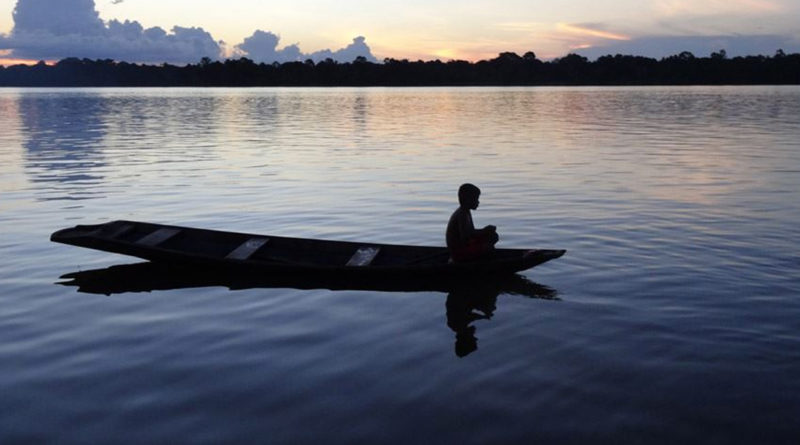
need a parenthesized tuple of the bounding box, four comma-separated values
(1, 0, 799, 66)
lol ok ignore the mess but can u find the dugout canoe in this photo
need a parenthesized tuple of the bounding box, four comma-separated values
(50, 220, 565, 278)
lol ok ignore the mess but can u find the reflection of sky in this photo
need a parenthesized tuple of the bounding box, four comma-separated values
(19, 92, 108, 201)
(3, 86, 798, 240)
(540, 87, 800, 206)
(16, 89, 235, 204)
(2, 86, 800, 444)
(0, 92, 28, 217)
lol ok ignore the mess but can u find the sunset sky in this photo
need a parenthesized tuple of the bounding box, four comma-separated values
(1, 0, 799, 65)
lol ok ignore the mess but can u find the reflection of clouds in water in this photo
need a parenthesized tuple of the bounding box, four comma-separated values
(20, 94, 108, 201)
(18, 90, 245, 208)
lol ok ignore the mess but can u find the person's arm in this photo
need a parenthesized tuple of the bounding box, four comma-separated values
(457, 208, 475, 241)
(459, 209, 497, 239)
(478, 224, 497, 235)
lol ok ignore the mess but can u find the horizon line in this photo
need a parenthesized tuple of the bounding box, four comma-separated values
(2, 47, 796, 68)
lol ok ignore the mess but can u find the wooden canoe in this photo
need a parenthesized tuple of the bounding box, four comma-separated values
(50, 220, 565, 278)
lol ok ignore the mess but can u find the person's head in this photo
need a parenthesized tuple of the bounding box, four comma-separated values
(458, 183, 481, 209)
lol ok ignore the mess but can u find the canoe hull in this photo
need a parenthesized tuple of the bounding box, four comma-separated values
(51, 220, 565, 279)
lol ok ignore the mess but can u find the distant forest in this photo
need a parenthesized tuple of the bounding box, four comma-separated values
(1, 50, 798, 86)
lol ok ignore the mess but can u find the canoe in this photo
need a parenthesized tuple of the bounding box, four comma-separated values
(50, 220, 565, 279)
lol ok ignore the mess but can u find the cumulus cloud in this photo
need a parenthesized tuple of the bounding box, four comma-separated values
(0, 0, 378, 65)
(235, 30, 302, 63)
(0, 0, 221, 63)
(235, 31, 378, 64)
(307, 36, 378, 63)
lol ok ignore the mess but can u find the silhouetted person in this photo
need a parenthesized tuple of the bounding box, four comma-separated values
(446, 183, 499, 262)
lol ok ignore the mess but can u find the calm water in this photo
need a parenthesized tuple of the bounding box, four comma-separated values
(1, 86, 799, 443)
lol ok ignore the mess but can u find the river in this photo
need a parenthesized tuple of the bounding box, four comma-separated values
(1, 86, 799, 443)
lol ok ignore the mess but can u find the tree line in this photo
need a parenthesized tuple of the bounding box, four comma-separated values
(1, 50, 798, 86)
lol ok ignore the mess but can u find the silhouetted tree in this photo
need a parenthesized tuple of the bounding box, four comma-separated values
(710, 49, 727, 60)
(1, 49, 799, 86)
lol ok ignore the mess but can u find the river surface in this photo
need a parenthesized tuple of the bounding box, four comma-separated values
(1, 86, 799, 444)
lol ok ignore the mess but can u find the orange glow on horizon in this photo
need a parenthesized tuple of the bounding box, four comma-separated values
(0, 58, 49, 67)
(432, 49, 458, 60)
(0, 51, 75, 67)
(0, 49, 56, 66)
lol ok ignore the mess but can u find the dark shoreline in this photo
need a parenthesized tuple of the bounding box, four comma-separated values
(2, 51, 798, 87)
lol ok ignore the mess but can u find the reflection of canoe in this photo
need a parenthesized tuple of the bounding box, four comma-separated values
(58, 261, 559, 360)
(57, 261, 559, 299)
(51, 220, 565, 279)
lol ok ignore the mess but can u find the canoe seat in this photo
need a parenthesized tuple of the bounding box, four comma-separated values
(346, 246, 380, 267)
(106, 223, 134, 239)
(136, 228, 180, 247)
(225, 238, 269, 260)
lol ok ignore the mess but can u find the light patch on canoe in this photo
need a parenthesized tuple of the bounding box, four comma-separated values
(226, 238, 269, 260)
(347, 246, 380, 267)
(136, 228, 180, 247)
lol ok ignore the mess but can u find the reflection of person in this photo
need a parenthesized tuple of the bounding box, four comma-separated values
(446, 287, 498, 357)
(446, 183, 499, 262)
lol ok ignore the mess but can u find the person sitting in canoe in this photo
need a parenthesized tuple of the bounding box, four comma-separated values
(446, 183, 499, 262)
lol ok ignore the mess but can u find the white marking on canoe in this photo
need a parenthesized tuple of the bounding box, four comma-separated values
(136, 228, 180, 247)
(346, 246, 380, 267)
(106, 223, 134, 239)
(225, 238, 269, 260)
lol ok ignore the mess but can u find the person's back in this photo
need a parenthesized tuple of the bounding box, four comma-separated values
(446, 183, 498, 262)
(446, 205, 474, 252)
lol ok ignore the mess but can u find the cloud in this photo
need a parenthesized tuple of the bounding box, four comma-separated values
(234, 30, 302, 63)
(1, 1, 377, 65)
(235, 31, 378, 64)
(307, 36, 378, 63)
(574, 34, 799, 60)
(556, 23, 631, 42)
(654, 0, 783, 17)
(0, 0, 221, 63)
(14, 0, 106, 36)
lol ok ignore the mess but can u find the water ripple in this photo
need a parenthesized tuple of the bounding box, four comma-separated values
(1, 86, 799, 443)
